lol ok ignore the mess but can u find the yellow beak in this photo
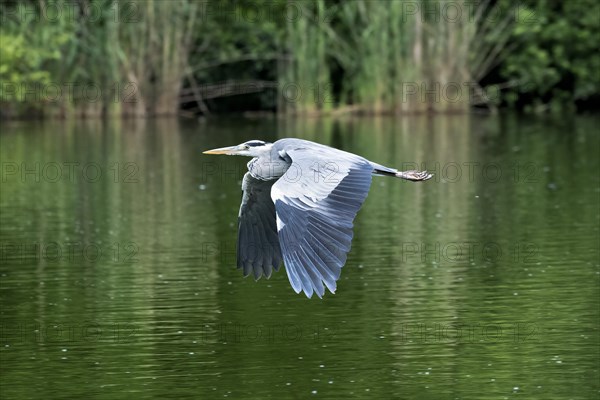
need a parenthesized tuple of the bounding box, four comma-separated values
(202, 146, 239, 155)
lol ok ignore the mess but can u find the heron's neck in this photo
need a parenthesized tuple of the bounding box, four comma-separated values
(249, 143, 274, 158)
(248, 149, 290, 180)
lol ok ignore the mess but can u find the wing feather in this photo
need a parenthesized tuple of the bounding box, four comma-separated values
(271, 141, 374, 298)
(237, 173, 283, 280)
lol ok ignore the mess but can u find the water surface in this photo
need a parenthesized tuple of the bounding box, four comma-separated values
(1, 115, 598, 399)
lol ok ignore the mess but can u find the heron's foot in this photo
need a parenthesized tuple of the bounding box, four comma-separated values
(396, 170, 434, 182)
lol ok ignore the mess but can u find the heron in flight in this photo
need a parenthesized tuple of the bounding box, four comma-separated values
(203, 139, 432, 298)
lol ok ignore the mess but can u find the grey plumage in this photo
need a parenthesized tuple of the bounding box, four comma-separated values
(237, 173, 282, 280)
(204, 138, 433, 298)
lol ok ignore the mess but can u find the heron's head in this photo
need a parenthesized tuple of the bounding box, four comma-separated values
(203, 140, 273, 157)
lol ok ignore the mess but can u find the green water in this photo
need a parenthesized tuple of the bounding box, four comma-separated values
(1, 115, 598, 399)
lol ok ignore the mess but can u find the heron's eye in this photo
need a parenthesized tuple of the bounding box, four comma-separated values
(244, 145, 250, 150)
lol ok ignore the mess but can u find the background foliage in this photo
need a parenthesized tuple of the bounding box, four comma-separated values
(0, 0, 598, 118)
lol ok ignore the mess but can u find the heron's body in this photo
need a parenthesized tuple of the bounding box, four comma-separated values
(204, 138, 432, 298)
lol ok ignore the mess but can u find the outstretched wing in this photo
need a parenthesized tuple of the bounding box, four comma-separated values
(271, 143, 374, 298)
(238, 173, 283, 280)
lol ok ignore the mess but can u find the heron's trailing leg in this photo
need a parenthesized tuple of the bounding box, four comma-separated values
(371, 164, 433, 181)
(395, 170, 433, 181)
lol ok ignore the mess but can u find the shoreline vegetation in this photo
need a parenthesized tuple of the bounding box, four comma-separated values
(1, 0, 598, 119)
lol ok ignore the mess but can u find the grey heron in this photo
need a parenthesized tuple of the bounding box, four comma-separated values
(203, 139, 432, 298)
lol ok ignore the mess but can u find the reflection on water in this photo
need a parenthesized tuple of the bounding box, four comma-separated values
(1, 115, 598, 398)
